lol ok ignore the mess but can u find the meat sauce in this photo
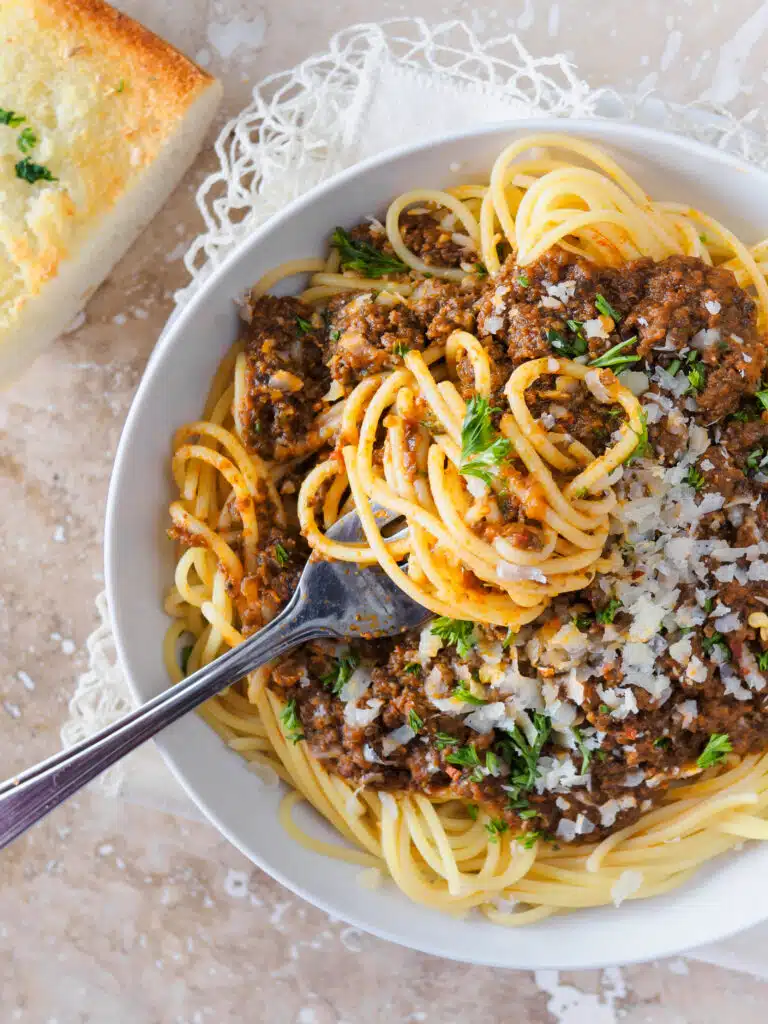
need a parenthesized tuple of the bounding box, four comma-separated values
(193, 219, 768, 843)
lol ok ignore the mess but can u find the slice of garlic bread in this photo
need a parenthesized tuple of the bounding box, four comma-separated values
(0, 0, 223, 385)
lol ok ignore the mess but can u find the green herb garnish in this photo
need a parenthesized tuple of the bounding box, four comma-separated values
(452, 683, 487, 705)
(589, 335, 640, 370)
(466, 803, 479, 820)
(697, 733, 732, 771)
(595, 293, 621, 321)
(474, 262, 488, 277)
(435, 732, 458, 750)
(566, 319, 586, 341)
(599, 703, 611, 714)
(685, 352, 706, 393)
(684, 466, 705, 492)
(596, 598, 622, 625)
(445, 743, 481, 769)
(624, 408, 650, 465)
(572, 726, 592, 775)
(459, 395, 512, 484)
(17, 127, 37, 154)
(296, 315, 314, 334)
(758, 651, 768, 672)
(329, 328, 341, 342)
(392, 340, 410, 358)
(756, 389, 768, 411)
(431, 617, 477, 658)
(653, 736, 671, 750)
(547, 328, 587, 358)
(280, 699, 304, 744)
(702, 632, 730, 659)
(116, 79, 126, 93)
(517, 273, 529, 287)
(274, 542, 290, 566)
(746, 447, 767, 473)
(496, 712, 551, 792)
(408, 709, 424, 733)
(485, 818, 509, 842)
(572, 612, 593, 632)
(15, 158, 57, 185)
(0, 108, 25, 127)
(666, 358, 682, 377)
(502, 627, 516, 650)
(404, 662, 421, 675)
(321, 652, 361, 695)
(331, 227, 408, 278)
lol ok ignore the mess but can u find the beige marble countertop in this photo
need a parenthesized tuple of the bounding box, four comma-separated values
(4, 1, 768, 1021)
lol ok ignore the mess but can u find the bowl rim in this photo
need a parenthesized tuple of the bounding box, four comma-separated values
(105, 116, 768, 968)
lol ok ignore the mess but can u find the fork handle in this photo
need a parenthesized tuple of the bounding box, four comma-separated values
(0, 591, 323, 850)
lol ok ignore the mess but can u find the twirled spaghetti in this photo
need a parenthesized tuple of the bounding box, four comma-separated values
(164, 134, 768, 924)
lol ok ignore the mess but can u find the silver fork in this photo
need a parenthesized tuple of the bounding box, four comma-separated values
(0, 507, 429, 850)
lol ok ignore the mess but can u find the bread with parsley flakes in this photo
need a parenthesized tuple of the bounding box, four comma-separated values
(0, 0, 222, 385)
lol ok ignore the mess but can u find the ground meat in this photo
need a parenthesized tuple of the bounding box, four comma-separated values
(400, 211, 472, 268)
(325, 293, 427, 386)
(231, 243, 768, 843)
(239, 296, 330, 461)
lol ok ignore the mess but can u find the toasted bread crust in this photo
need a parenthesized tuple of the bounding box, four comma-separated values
(33, 0, 214, 108)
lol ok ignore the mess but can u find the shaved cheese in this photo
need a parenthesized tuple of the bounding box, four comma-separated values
(344, 698, 383, 727)
(611, 870, 644, 906)
(380, 724, 415, 755)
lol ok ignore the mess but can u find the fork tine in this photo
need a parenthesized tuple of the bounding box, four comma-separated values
(325, 502, 403, 543)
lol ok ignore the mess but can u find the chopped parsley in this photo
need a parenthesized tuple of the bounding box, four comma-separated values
(0, 108, 25, 127)
(296, 315, 314, 334)
(466, 803, 479, 821)
(667, 358, 682, 377)
(329, 327, 341, 342)
(453, 683, 487, 705)
(459, 395, 512, 484)
(566, 318, 586, 341)
(444, 743, 481, 769)
(572, 612, 593, 632)
(599, 703, 610, 714)
(15, 158, 57, 185)
(653, 736, 671, 750)
(474, 262, 489, 277)
(435, 731, 458, 750)
(624, 408, 650, 465)
(702, 632, 730, 659)
(685, 352, 706, 393)
(571, 725, 591, 775)
(756, 389, 768, 411)
(684, 465, 705, 492)
(589, 335, 640, 370)
(595, 293, 621, 322)
(431, 617, 477, 658)
(404, 662, 421, 675)
(517, 273, 529, 287)
(547, 327, 587, 358)
(746, 447, 768, 473)
(484, 818, 509, 842)
(279, 699, 304, 744)
(321, 651, 360, 695)
(697, 732, 732, 771)
(116, 79, 127, 93)
(758, 651, 768, 672)
(502, 627, 516, 650)
(703, 596, 714, 613)
(17, 126, 37, 154)
(496, 712, 551, 793)
(517, 830, 545, 849)
(392, 340, 410, 358)
(596, 598, 622, 625)
(331, 226, 408, 278)
(274, 542, 290, 567)
(408, 709, 424, 732)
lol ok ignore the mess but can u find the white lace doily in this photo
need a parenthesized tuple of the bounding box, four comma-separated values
(63, 13, 768, 811)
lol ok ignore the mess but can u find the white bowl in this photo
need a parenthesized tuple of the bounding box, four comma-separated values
(106, 118, 768, 968)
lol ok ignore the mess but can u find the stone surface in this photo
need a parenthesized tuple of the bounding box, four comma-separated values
(3, 1, 768, 1021)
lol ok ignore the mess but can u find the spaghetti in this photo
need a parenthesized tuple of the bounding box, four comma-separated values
(164, 134, 768, 924)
